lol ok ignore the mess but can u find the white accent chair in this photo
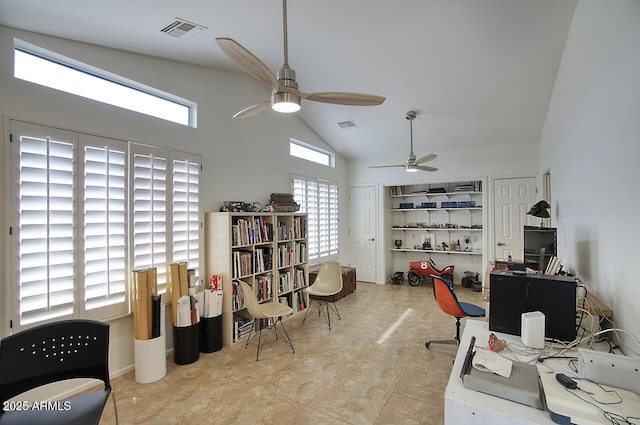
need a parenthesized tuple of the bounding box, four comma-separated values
(302, 261, 343, 329)
(238, 280, 295, 361)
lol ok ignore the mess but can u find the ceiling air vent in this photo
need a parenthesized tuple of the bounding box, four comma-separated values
(337, 120, 358, 130)
(161, 18, 207, 39)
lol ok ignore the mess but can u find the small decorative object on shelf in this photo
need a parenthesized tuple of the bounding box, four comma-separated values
(268, 193, 300, 212)
(394, 239, 403, 249)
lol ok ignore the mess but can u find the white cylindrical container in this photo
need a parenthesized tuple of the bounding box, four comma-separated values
(521, 311, 545, 349)
(134, 334, 167, 384)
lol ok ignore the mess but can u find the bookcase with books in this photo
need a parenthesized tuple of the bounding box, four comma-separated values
(387, 180, 486, 283)
(205, 212, 308, 346)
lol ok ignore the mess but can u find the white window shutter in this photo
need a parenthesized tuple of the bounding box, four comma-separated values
(13, 122, 77, 326)
(329, 183, 339, 255)
(80, 135, 128, 318)
(131, 145, 168, 294)
(292, 175, 337, 262)
(171, 152, 201, 282)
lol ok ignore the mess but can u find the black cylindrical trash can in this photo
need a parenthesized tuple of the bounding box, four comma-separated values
(199, 315, 223, 353)
(173, 323, 200, 365)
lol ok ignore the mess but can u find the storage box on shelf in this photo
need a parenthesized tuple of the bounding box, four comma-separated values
(388, 181, 485, 283)
(205, 212, 308, 347)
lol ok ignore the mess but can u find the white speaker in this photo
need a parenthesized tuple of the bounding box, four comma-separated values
(521, 311, 545, 349)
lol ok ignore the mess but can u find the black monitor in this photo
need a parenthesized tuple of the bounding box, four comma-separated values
(524, 226, 557, 272)
(489, 271, 577, 341)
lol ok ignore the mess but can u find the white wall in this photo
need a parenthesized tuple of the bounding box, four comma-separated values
(539, 0, 640, 355)
(0, 26, 349, 374)
(349, 141, 540, 283)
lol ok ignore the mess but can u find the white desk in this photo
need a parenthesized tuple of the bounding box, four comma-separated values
(444, 319, 556, 425)
(444, 319, 640, 425)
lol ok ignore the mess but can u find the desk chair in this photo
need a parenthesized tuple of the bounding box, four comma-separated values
(0, 319, 118, 425)
(301, 261, 343, 329)
(238, 281, 295, 361)
(426, 275, 485, 348)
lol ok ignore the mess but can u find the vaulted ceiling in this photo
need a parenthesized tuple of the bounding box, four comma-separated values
(0, 0, 578, 162)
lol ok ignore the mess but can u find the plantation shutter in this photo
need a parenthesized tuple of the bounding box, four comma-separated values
(80, 135, 128, 318)
(171, 152, 201, 282)
(131, 145, 168, 294)
(12, 122, 77, 326)
(292, 175, 337, 262)
(318, 182, 330, 257)
(328, 183, 339, 255)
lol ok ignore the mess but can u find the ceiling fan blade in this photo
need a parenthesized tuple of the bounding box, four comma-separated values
(215, 37, 278, 90)
(369, 164, 404, 168)
(415, 153, 437, 164)
(302, 91, 386, 106)
(417, 165, 438, 172)
(233, 101, 271, 119)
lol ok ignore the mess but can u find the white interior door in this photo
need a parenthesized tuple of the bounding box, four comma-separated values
(349, 185, 377, 282)
(493, 177, 537, 260)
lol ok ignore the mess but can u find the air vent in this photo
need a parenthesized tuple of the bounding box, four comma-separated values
(161, 18, 207, 39)
(337, 120, 358, 129)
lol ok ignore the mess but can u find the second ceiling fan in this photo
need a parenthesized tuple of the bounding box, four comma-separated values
(370, 111, 438, 172)
(216, 0, 386, 118)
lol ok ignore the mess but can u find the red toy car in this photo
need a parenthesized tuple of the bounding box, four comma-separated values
(407, 259, 454, 286)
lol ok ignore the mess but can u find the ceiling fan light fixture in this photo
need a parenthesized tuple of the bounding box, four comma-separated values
(271, 64, 301, 113)
(271, 91, 301, 113)
(405, 164, 418, 173)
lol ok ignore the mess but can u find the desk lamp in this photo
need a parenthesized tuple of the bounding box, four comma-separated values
(526, 200, 550, 226)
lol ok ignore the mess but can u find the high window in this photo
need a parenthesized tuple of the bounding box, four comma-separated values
(292, 175, 338, 262)
(289, 139, 333, 167)
(9, 120, 201, 329)
(13, 39, 196, 127)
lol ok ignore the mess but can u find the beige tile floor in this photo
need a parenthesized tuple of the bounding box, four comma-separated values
(99, 280, 485, 425)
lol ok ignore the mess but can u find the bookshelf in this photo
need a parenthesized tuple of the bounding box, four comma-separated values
(205, 212, 308, 346)
(388, 181, 485, 283)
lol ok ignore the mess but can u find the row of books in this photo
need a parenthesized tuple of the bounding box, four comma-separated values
(545, 256, 562, 275)
(277, 291, 308, 314)
(390, 181, 483, 196)
(232, 250, 252, 278)
(254, 275, 274, 302)
(232, 217, 274, 246)
(294, 242, 307, 264)
(278, 245, 294, 268)
(254, 248, 273, 273)
(277, 217, 307, 241)
(276, 268, 306, 294)
(233, 317, 254, 342)
(232, 274, 307, 311)
(278, 271, 293, 293)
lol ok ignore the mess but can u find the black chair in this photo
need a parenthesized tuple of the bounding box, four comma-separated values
(425, 275, 486, 348)
(0, 319, 118, 425)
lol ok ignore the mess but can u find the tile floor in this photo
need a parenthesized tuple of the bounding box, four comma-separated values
(99, 280, 485, 425)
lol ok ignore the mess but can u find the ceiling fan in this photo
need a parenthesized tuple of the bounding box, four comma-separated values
(370, 111, 438, 172)
(215, 0, 386, 118)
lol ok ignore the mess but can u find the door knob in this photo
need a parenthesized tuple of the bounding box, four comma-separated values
(497, 242, 506, 246)
(368, 238, 375, 241)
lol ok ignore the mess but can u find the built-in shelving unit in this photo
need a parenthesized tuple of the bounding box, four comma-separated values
(205, 212, 308, 346)
(387, 181, 485, 283)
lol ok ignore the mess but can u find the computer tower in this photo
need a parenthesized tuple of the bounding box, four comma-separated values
(489, 271, 577, 342)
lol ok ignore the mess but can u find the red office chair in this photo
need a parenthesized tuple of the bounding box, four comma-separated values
(425, 275, 485, 348)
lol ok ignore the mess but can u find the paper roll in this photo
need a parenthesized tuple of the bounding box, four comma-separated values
(133, 269, 150, 340)
(178, 263, 188, 297)
(170, 263, 181, 324)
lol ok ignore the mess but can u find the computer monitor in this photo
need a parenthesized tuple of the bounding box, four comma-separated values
(524, 226, 557, 272)
(489, 271, 577, 341)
